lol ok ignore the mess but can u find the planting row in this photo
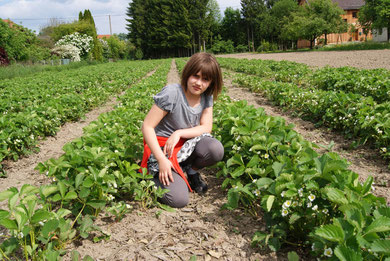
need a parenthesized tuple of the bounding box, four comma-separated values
(232, 73, 390, 165)
(0, 60, 160, 176)
(177, 58, 390, 260)
(218, 58, 390, 103)
(0, 59, 172, 260)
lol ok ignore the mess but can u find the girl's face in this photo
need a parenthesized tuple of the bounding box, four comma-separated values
(186, 71, 211, 96)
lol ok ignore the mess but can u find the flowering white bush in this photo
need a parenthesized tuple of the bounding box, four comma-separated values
(55, 32, 93, 57)
(99, 38, 110, 58)
(51, 44, 81, 61)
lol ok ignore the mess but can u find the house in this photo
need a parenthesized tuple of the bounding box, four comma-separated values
(1, 19, 16, 28)
(297, 0, 372, 48)
(97, 35, 112, 39)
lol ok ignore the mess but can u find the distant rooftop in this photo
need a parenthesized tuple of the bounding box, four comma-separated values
(97, 34, 112, 39)
(332, 0, 365, 10)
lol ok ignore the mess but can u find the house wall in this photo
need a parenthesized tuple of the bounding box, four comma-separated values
(372, 28, 389, 42)
(322, 10, 372, 44)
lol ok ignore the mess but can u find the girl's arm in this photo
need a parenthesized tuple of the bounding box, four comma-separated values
(141, 104, 174, 186)
(164, 106, 213, 158)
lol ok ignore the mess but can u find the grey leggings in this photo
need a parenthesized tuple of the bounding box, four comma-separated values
(153, 137, 224, 208)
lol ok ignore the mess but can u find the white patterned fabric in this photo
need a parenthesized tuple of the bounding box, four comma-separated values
(147, 133, 212, 176)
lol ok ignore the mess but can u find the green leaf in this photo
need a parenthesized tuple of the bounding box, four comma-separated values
(41, 219, 59, 238)
(335, 245, 363, 261)
(64, 191, 78, 201)
(0, 218, 18, 230)
(226, 154, 244, 167)
(361, 176, 373, 195)
(31, 210, 51, 224)
(82, 256, 95, 261)
(82, 177, 94, 188)
(289, 213, 301, 224)
(256, 178, 274, 188)
(71, 250, 80, 261)
(364, 216, 390, 235)
(87, 200, 106, 209)
(0, 190, 16, 202)
(75, 173, 84, 189)
(287, 251, 299, 261)
(247, 155, 260, 168)
(315, 224, 344, 243)
(231, 165, 245, 178)
(58, 181, 66, 198)
(323, 187, 348, 205)
(226, 189, 239, 210)
(272, 162, 285, 177)
(55, 208, 72, 218)
(41, 185, 58, 198)
(0, 210, 10, 220)
(266, 195, 275, 212)
(371, 239, 390, 254)
(19, 184, 38, 196)
(14, 210, 28, 229)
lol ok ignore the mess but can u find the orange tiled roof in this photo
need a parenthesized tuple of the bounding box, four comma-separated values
(97, 34, 112, 39)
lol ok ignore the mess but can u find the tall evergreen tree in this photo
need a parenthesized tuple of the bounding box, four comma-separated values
(220, 7, 246, 47)
(79, 9, 103, 61)
(241, 0, 266, 51)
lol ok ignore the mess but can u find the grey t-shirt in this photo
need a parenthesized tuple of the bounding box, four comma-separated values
(153, 83, 213, 137)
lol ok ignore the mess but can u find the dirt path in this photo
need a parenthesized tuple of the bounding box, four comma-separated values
(63, 60, 282, 261)
(224, 71, 390, 203)
(0, 69, 156, 194)
(217, 50, 390, 70)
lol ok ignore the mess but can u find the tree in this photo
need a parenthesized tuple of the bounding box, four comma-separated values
(241, 0, 266, 52)
(359, 0, 390, 41)
(304, 0, 347, 45)
(282, 10, 325, 48)
(282, 0, 347, 48)
(0, 19, 50, 62)
(79, 9, 103, 61)
(220, 7, 246, 47)
(269, 0, 299, 49)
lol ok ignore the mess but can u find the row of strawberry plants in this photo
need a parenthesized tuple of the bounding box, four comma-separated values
(212, 96, 390, 260)
(0, 60, 159, 176)
(232, 72, 390, 165)
(217, 57, 311, 86)
(218, 58, 390, 103)
(0, 59, 172, 260)
(176, 58, 390, 260)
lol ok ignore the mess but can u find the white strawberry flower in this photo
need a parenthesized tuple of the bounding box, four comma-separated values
(283, 200, 292, 209)
(308, 194, 316, 201)
(324, 248, 333, 257)
(281, 209, 288, 216)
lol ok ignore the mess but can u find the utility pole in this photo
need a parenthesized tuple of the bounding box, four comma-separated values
(109, 15, 112, 35)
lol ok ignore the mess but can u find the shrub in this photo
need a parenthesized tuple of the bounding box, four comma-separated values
(0, 47, 10, 66)
(55, 32, 93, 58)
(257, 40, 278, 52)
(235, 44, 248, 53)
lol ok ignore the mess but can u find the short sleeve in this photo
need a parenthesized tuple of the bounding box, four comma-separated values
(153, 84, 178, 112)
(204, 94, 213, 108)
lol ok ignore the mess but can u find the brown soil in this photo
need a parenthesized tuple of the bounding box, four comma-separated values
(2, 52, 389, 260)
(218, 49, 390, 70)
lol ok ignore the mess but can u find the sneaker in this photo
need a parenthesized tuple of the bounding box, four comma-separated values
(188, 173, 208, 194)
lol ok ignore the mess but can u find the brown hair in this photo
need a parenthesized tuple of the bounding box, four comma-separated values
(181, 52, 223, 99)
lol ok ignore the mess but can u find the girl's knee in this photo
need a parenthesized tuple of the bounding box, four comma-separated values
(162, 193, 189, 208)
(208, 139, 224, 162)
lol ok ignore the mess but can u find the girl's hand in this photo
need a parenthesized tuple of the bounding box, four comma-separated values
(163, 131, 181, 158)
(158, 158, 174, 186)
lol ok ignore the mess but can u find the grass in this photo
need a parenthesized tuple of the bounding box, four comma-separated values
(0, 60, 103, 80)
(318, 41, 390, 51)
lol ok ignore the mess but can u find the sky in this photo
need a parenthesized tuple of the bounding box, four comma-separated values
(0, 0, 242, 35)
